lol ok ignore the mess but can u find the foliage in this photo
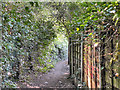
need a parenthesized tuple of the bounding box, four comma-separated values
(1, 2, 57, 87)
(1, 1, 120, 88)
(47, 2, 120, 37)
(49, 33, 68, 62)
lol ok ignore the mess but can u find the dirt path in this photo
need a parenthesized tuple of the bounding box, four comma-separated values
(18, 60, 75, 88)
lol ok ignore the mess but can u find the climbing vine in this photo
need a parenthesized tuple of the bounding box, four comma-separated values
(1, 1, 120, 88)
(1, 2, 58, 87)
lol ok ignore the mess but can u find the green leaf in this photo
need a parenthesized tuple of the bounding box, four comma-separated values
(25, 7, 29, 11)
(115, 17, 119, 26)
(30, 2, 34, 6)
(89, 33, 93, 36)
(113, 14, 117, 21)
(76, 28, 79, 31)
(35, 2, 39, 7)
(80, 24, 85, 27)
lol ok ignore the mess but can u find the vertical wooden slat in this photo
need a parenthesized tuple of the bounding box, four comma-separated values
(81, 32, 83, 84)
(0, 2, 2, 88)
(99, 35, 101, 89)
(84, 37, 88, 86)
(95, 34, 99, 88)
(84, 40, 86, 84)
(110, 30, 114, 89)
(75, 41, 77, 73)
(112, 29, 120, 89)
(79, 37, 81, 81)
(88, 38, 91, 88)
(69, 37, 72, 76)
(92, 43, 96, 89)
(71, 41, 73, 77)
(72, 42, 75, 74)
(78, 40, 80, 80)
(101, 32, 106, 89)
(68, 29, 119, 89)
(68, 37, 70, 65)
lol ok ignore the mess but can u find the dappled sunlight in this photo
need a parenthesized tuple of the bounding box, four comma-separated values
(1, 2, 120, 89)
(64, 73, 69, 75)
(22, 82, 40, 88)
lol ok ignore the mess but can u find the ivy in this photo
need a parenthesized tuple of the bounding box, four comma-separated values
(1, 2, 58, 87)
(1, 2, 120, 88)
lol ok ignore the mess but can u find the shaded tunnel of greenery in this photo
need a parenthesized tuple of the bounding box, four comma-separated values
(0, 2, 120, 88)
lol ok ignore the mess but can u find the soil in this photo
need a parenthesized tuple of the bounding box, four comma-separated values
(17, 60, 75, 88)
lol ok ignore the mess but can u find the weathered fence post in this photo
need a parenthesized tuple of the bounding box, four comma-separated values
(110, 30, 114, 89)
(99, 32, 101, 89)
(0, 2, 2, 88)
(81, 31, 83, 85)
(101, 32, 106, 89)
(68, 37, 72, 76)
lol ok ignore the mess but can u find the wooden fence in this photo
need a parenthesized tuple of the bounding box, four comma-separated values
(68, 29, 120, 89)
(68, 34, 82, 87)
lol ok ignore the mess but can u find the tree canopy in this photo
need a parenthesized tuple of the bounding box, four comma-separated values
(1, 2, 120, 87)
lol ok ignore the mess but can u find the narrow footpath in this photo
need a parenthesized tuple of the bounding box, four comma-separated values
(17, 60, 75, 88)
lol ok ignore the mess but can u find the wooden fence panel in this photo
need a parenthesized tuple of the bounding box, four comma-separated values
(68, 29, 119, 89)
(83, 38, 88, 86)
(88, 39, 92, 88)
(68, 35, 82, 86)
(112, 30, 120, 89)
